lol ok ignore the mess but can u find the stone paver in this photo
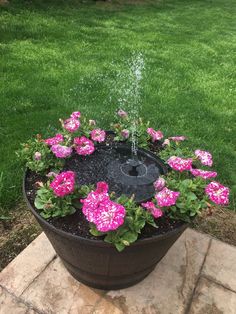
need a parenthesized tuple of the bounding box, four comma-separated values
(202, 239, 236, 292)
(0, 286, 36, 314)
(21, 258, 105, 314)
(1, 228, 236, 314)
(0, 233, 56, 297)
(189, 277, 236, 314)
(95, 229, 211, 314)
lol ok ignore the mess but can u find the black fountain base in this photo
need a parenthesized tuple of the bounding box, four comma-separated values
(64, 143, 168, 203)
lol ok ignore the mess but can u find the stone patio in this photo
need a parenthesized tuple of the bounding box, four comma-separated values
(0, 228, 236, 314)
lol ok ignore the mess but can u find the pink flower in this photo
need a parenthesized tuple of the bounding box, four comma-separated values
(89, 119, 96, 126)
(195, 150, 213, 167)
(51, 144, 72, 158)
(74, 136, 95, 155)
(70, 111, 81, 119)
(190, 168, 217, 180)
(81, 182, 125, 231)
(96, 182, 109, 194)
(95, 200, 126, 232)
(147, 128, 164, 142)
(44, 134, 64, 146)
(90, 129, 106, 142)
(121, 129, 130, 139)
(50, 171, 75, 197)
(63, 118, 80, 133)
(81, 182, 125, 232)
(34, 152, 41, 160)
(155, 187, 180, 207)
(169, 136, 186, 142)
(81, 190, 109, 223)
(205, 181, 230, 205)
(117, 109, 128, 118)
(141, 201, 163, 219)
(167, 156, 193, 172)
(154, 177, 165, 191)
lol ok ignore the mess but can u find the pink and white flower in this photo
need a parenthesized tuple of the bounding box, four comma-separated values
(70, 111, 81, 119)
(34, 152, 41, 160)
(155, 187, 180, 207)
(169, 136, 186, 142)
(81, 190, 109, 223)
(95, 200, 126, 232)
(74, 136, 95, 155)
(117, 109, 128, 118)
(81, 182, 126, 231)
(154, 177, 165, 191)
(195, 150, 213, 167)
(190, 168, 217, 180)
(167, 156, 193, 172)
(141, 201, 163, 219)
(50, 171, 75, 197)
(147, 128, 164, 142)
(90, 129, 106, 142)
(44, 134, 64, 146)
(51, 144, 72, 158)
(205, 181, 230, 205)
(121, 129, 130, 139)
(63, 118, 80, 133)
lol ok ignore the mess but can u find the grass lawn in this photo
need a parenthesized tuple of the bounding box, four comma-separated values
(0, 0, 236, 216)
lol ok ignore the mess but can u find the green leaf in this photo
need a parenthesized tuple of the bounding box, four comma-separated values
(34, 198, 44, 209)
(122, 231, 138, 244)
(89, 225, 104, 237)
(115, 242, 125, 252)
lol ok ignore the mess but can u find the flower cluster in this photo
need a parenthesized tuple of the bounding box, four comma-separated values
(63, 118, 80, 133)
(50, 171, 75, 197)
(205, 182, 229, 205)
(195, 149, 213, 167)
(155, 187, 180, 207)
(169, 136, 186, 142)
(147, 128, 163, 142)
(141, 201, 163, 218)
(90, 129, 106, 143)
(74, 136, 95, 156)
(167, 156, 193, 172)
(81, 182, 126, 232)
(154, 177, 165, 191)
(45, 134, 64, 146)
(51, 145, 72, 158)
(190, 168, 217, 180)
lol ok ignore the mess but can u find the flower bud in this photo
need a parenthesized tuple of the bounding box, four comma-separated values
(154, 177, 165, 191)
(89, 119, 96, 126)
(121, 129, 130, 139)
(34, 152, 42, 160)
(117, 109, 128, 118)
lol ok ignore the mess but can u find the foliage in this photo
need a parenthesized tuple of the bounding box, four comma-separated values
(16, 136, 62, 173)
(34, 182, 76, 219)
(111, 114, 150, 149)
(164, 173, 208, 222)
(90, 195, 156, 252)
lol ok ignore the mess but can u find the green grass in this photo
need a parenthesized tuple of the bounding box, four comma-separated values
(0, 0, 235, 213)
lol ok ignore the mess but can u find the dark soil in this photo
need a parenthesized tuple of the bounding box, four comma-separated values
(24, 136, 184, 240)
(25, 169, 184, 240)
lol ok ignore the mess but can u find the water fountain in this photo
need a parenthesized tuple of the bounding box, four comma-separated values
(66, 53, 167, 203)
